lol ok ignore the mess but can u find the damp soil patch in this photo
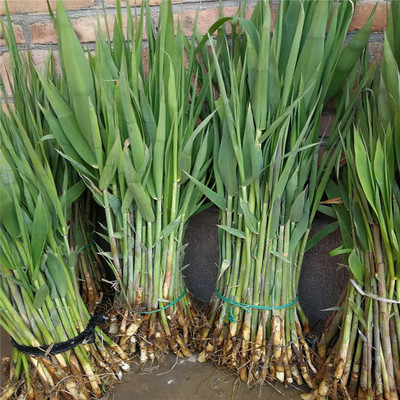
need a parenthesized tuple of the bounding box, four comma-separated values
(109, 352, 304, 400)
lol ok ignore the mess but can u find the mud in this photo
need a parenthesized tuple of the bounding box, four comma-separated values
(110, 353, 304, 400)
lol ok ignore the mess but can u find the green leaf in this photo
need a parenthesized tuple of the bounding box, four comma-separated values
(99, 136, 120, 191)
(56, 0, 96, 146)
(329, 246, 352, 257)
(217, 225, 246, 239)
(161, 215, 183, 238)
(31, 195, 49, 270)
(46, 251, 68, 298)
(305, 221, 338, 252)
(348, 298, 368, 331)
(183, 171, 227, 210)
(32, 283, 50, 309)
(348, 250, 364, 284)
(123, 148, 155, 222)
(0, 185, 20, 239)
(239, 198, 259, 234)
(289, 189, 307, 223)
(354, 129, 376, 212)
(60, 181, 86, 211)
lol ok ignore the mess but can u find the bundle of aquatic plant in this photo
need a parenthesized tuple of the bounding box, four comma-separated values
(193, 0, 374, 387)
(304, 4, 400, 399)
(0, 14, 128, 400)
(0, 100, 128, 400)
(39, 0, 213, 362)
(0, 10, 104, 311)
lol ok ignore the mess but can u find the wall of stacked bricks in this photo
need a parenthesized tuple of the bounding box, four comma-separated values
(0, 0, 389, 127)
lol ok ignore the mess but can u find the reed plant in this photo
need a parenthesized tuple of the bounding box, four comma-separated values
(192, 0, 374, 387)
(305, 3, 400, 399)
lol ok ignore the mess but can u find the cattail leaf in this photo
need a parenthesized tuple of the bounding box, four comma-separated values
(99, 137, 120, 191)
(31, 195, 49, 270)
(0, 185, 20, 239)
(217, 225, 246, 239)
(60, 181, 86, 211)
(183, 171, 227, 210)
(289, 189, 307, 223)
(217, 259, 231, 281)
(180, 110, 216, 184)
(373, 139, 387, 201)
(348, 298, 368, 331)
(0, 151, 20, 239)
(294, 0, 329, 103)
(32, 283, 50, 309)
(161, 215, 183, 238)
(305, 221, 338, 252)
(121, 187, 135, 214)
(239, 198, 258, 234)
(138, 77, 157, 145)
(348, 250, 364, 284)
(153, 88, 166, 197)
(218, 121, 238, 196)
(123, 148, 155, 222)
(46, 251, 68, 298)
(354, 129, 376, 212)
(381, 36, 400, 112)
(88, 100, 104, 171)
(329, 247, 352, 257)
(289, 199, 309, 254)
(56, 0, 96, 142)
(119, 61, 145, 171)
(38, 77, 97, 168)
(352, 199, 369, 252)
(325, 6, 375, 101)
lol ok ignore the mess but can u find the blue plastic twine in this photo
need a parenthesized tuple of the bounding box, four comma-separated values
(214, 288, 298, 323)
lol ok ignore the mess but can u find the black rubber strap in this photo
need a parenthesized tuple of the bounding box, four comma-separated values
(10, 314, 107, 357)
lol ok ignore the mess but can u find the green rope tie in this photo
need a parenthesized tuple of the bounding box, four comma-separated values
(129, 286, 188, 315)
(214, 288, 299, 323)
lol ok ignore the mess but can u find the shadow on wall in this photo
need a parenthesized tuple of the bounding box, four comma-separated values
(183, 207, 347, 334)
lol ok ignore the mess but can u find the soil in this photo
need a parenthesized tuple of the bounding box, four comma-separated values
(109, 353, 304, 400)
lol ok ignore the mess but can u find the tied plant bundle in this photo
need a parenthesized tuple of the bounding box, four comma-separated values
(305, 3, 400, 399)
(193, 0, 374, 388)
(39, 0, 214, 362)
(0, 23, 128, 400)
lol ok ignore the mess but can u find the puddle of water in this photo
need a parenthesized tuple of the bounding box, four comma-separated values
(109, 353, 306, 400)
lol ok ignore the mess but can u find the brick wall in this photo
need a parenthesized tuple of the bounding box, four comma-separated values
(0, 0, 388, 105)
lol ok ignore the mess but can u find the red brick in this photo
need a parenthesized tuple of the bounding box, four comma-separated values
(30, 22, 57, 44)
(30, 14, 146, 44)
(0, 24, 24, 46)
(174, 7, 256, 37)
(0, 52, 11, 96)
(0, 0, 94, 15)
(0, 50, 60, 97)
(1, 102, 14, 114)
(350, 2, 387, 32)
(106, 0, 180, 5)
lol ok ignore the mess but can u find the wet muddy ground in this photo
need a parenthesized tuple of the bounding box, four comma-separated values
(109, 353, 304, 400)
